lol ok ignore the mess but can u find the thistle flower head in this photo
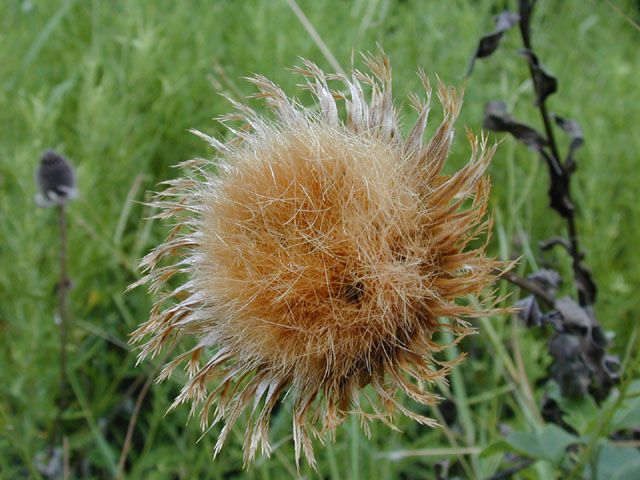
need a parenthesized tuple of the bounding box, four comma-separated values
(131, 50, 504, 468)
(35, 150, 77, 207)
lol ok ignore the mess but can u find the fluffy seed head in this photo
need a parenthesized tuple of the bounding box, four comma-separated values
(131, 50, 505, 468)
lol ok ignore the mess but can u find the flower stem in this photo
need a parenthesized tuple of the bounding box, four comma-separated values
(54, 205, 72, 439)
(517, 0, 590, 306)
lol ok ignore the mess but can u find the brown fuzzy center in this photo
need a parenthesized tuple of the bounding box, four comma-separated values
(200, 125, 430, 378)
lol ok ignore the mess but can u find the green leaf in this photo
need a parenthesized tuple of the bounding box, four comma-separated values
(482, 440, 518, 458)
(609, 380, 640, 433)
(613, 462, 640, 480)
(482, 425, 580, 463)
(592, 442, 640, 480)
(547, 381, 600, 436)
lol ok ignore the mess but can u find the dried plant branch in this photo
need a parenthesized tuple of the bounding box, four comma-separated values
(467, 0, 620, 420)
(54, 204, 72, 440)
(469, 2, 598, 306)
(115, 346, 175, 480)
(516, 0, 594, 306)
(35, 150, 78, 471)
(114, 373, 154, 480)
(495, 269, 555, 308)
(518, 1, 561, 164)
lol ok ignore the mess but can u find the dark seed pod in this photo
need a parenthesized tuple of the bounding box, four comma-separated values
(35, 150, 78, 207)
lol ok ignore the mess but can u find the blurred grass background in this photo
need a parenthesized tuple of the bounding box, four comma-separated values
(1, 0, 638, 478)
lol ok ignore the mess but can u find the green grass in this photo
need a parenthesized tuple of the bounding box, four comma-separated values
(1, 0, 639, 478)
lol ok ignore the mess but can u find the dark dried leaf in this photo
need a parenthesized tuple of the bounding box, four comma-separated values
(516, 296, 542, 327)
(541, 310, 564, 331)
(465, 11, 520, 76)
(517, 49, 558, 106)
(545, 298, 616, 398)
(552, 114, 584, 173)
(483, 102, 575, 216)
(483, 100, 548, 150)
(537, 238, 595, 304)
(590, 323, 608, 349)
(539, 237, 571, 252)
(549, 332, 591, 398)
(601, 355, 621, 380)
(555, 296, 591, 335)
(435, 458, 451, 480)
(527, 269, 562, 297)
(483, 102, 572, 217)
(483, 100, 574, 218)
(494, 10, 520, 33)
(549, 332, 581, 360)
(552, 114, 583, 142)
(538, 148, 574, 217)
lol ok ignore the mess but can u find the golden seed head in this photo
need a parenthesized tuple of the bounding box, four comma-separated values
(131, 49, 504, 468)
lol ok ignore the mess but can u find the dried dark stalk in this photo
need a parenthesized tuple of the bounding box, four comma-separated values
(35, 150, 77, 475)
(468, 0, 619, 399)
(467, 1, 624, 474)
(506, 1, 618, 400)
(54, 205, 72, 440)
(495, 269, 555, 308)
(516, 0, 591, 307)
(469, 2, 598, 306)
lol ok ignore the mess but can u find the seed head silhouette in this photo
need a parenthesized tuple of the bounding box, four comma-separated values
(35, 150, 77, 207)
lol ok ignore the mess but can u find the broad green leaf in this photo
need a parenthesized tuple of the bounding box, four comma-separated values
(482, 440, 518, 458)
(590, 442, 640, 480)
(609, 380, 640, 433)
(482, 425, 580, 463)
(547, 382, 600, 436)
(612, 462, 640, 480)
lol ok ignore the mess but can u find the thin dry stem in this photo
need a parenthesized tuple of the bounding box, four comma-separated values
(115, 346, 175, 480)
(54, 205, 72, 442)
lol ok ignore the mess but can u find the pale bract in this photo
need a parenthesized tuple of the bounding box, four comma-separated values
(130, 50, 504, 469)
